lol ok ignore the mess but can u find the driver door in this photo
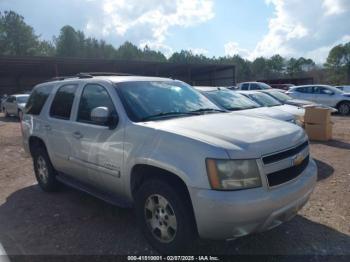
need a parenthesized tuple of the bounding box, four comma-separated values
(68, 83, 125, 195)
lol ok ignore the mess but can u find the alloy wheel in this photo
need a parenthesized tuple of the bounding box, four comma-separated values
(144, 194, 177, 243)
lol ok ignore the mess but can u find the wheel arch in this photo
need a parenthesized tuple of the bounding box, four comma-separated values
(130, 163, 198, 234)
(28, 136, 47, 157)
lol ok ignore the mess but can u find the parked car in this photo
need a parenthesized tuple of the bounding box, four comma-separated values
(238, 91, 305, 119)
(2, 94, 29, 118)
(335, 85, 350, 93)
(269, 83, 295, 90)
(0, 94, 8, 112)
(195, 86, 300, 125)
(287, 85, 350, 115)
(237, 82, 272, 90)
(22, 75, 317, 253)
(260, 89, 315, 107)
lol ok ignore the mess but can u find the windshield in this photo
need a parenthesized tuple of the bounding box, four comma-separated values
(16, 95, 29, 103)
(116, 81, 223, 122)
(205, 90, 260, 110)
(267, 91, 292, 102)
(247, 93, 282, 107)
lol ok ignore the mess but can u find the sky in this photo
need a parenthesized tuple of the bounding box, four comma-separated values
(1, 0, 350, 63)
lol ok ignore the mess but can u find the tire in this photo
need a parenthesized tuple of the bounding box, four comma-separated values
(337, 102, 350, 116)
(32, 146, 60, 192)
(135, 179, 196, 254)
(18, 109, 23, 120)
(4, 108, 9, 117)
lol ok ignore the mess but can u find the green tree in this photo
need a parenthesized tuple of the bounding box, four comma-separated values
(325, 42, 350, 82)
(0, 11, 39, 55)
(115, 41, 143, 60)
(251, 57, 271, 79)
(55, 25, 81, 57)
(267, 54, 284, 76)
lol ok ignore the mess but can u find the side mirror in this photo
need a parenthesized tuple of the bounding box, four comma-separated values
(90, 107, 119, 129)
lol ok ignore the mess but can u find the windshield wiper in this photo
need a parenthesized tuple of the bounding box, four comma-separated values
(190, 108, 227, 114)
(140, 111, 198, 121)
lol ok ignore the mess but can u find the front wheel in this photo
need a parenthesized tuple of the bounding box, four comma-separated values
(337, 102, 350, 116)
(135, 179, 196, 254)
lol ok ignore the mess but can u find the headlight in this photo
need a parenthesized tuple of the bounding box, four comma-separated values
(206, 159, 262, 190)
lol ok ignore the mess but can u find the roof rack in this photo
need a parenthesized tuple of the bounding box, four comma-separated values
(49, 72, 132, 82)
(79, 72, 133, 77)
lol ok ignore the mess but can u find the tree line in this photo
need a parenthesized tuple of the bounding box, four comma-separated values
(1, 10, 349, 84)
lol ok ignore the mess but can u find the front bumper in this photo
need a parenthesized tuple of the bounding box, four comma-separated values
(189, 158, 317, 240)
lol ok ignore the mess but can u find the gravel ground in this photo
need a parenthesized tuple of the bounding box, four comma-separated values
(0, 113, 349, 259)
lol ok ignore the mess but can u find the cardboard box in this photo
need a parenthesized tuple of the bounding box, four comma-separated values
(305, 122, 333, 141)
(304, 106, 331, 124)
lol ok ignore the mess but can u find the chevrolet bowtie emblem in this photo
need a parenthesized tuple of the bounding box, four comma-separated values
(292, 154, 304, 166)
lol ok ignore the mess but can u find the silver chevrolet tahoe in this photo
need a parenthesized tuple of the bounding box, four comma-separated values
(21, 74, 317, 254)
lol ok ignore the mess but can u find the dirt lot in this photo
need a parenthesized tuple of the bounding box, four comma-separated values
(0, 113, 349, 258)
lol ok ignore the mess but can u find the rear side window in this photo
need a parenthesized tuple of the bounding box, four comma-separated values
(250, 83, 260, 90)
(50, 84, 77, 120)
(77, 84, 116, 125)
(25, 85, 51, 115)
(241, 83, 249, 90)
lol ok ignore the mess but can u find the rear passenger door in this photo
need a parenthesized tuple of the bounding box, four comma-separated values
(69, 83, 125, 194)
(45, 83, 79, 176)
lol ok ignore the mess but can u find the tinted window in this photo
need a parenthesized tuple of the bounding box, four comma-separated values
(78, 84, 116, 125)
(7, 96, 15, 102)
(241, 83, 249, 90)
(16, 96, 29, 103)
(25, 85, 51, 115)
(250, 83, 260, 90)
(116, 81, 220, 122)
(296, 86, 313, 93)
(50, 84, 77, 120)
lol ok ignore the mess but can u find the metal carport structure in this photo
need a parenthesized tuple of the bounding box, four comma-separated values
(0, 56, 236, 95)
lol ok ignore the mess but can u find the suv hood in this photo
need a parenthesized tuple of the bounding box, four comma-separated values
(142, 113, 306, 159)
(233, 107, 294, 122)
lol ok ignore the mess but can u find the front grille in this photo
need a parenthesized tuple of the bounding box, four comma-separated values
(262, 141, 309, 165)
(267, 155, 309, 187)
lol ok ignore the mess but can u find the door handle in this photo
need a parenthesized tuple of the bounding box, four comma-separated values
(72, 131, 83, 139)
(44, 124, 52, 131)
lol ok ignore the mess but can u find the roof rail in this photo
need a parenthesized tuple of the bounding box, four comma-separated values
(79, 72, 133, 76)
(49, 72, 132, 82)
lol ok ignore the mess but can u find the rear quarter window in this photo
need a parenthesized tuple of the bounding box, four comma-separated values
(25, 85, 52, 115)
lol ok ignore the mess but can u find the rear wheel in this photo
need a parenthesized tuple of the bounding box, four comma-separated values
(18, 109, 23, 120)
(135, 179, 196, 254)
(32, 146, 60, 192)
(337, 102, 350, 115)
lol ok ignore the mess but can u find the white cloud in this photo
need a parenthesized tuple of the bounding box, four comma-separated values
(85, 0, 214, 53)
(251, 0, 350, 63)
(224, 42, 250, 58)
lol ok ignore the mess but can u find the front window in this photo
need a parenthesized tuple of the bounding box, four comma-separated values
(205, 90, 260, 111)
(16, 96, 29, 103)
(116, 81, 223, 122)
(248, 93, 282, 107)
